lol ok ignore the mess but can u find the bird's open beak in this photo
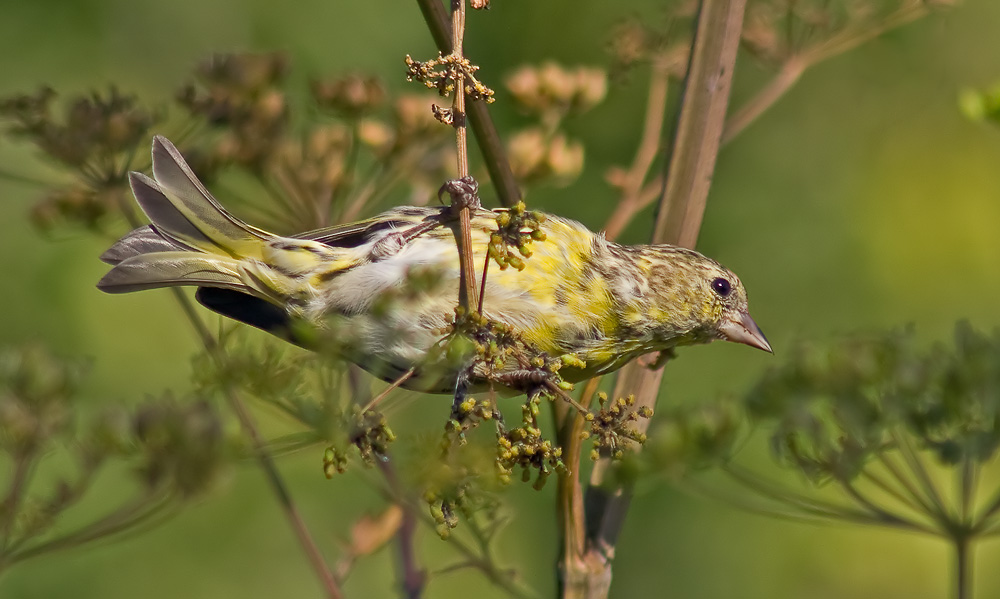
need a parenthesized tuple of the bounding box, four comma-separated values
(719, 311, 772, 353)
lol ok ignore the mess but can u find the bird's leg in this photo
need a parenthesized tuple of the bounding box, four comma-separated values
(437, 176, 482, 214)
(449, 369, 472, 421)
(491, 367, 550, 389)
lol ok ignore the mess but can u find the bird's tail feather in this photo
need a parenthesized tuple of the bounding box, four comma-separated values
(97, 136, 275, 296)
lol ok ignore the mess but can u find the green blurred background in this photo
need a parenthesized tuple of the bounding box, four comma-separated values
(2, 0, 1000, 597)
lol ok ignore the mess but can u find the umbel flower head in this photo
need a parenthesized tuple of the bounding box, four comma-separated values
(98, 136, 770, 393)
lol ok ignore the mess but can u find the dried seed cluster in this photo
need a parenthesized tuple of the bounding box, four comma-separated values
(404, 53, 495, 103)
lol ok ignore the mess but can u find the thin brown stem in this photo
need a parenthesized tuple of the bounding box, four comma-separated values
(553, 377, 601, 598)
(365, 473, 539, 599)
(477, 251, 490, 314)
(603, 63, 671, 241)
(171, 290, 342, 599)
(377, 461, 426, 599)
(448, 0, 480, 312)
(722, 1, 933, 146)
(555, 377, 602, 598)
(415, 0, 520, 208)
(721, 57, 805, 145)
(362, 368, 416, 414)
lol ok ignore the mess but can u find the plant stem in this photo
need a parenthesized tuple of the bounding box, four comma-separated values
(954, 535, 972, 599)
(576, 2, 748, 596)
(6, 491, 176, 567)
(555, 377, 601, 599)
(438, 0, 480, 313)
(377, 461, 426, 599)
(602, 62, 671, 241)
(721, 57, 805, 145)
(0, 451, 36, 554)
(652, 0, 746, 249)
(117, 188, 341, 596)
(172, 289, 343, 599)
(414, 0, 521, 208)
(892, 428, 951, 524)
(721, 1, 934, 144)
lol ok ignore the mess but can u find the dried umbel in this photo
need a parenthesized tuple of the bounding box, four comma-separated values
(504, 62, 607, 116)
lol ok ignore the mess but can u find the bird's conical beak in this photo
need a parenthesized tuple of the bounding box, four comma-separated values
(719, 311, 772, 353)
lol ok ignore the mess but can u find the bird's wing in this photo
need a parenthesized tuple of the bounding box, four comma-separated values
(296, 206, 445, 248)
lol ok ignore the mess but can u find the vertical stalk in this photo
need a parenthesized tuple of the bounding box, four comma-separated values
(575, 1, 748, 597)
(415, 0, 521, 208)
(449, 0, 480, 311)
(954, 535, 971, 599)
(417, 0, 521, 208)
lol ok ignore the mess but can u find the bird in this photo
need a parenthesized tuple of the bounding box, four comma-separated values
(98, 136, 770, 394)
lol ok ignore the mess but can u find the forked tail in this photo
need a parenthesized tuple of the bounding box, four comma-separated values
(98, 135, 278, 297)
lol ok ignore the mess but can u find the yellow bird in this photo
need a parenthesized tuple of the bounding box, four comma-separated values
(99, 136, 770, 393)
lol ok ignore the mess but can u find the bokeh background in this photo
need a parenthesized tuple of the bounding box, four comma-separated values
(2, 0, 1000, 598)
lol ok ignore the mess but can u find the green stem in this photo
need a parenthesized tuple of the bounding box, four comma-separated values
(954, 535, 972, 599)
(859, 467, 925, 516)
(5, 491, 175, 567)
(0, 452, 36, 553)
(959, 452, 976, 527)
(722, 464, 928, 530)
(891, 428, 951, 524)
(876, 450, 942, 518)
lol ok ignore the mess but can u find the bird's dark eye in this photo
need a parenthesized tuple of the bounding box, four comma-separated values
(711, 277, 731, 297)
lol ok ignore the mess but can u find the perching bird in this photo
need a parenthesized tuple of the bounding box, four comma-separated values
(99, 136, 770, 393)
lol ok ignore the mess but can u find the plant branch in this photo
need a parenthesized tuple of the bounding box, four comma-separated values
(721, 56, 805, 145)
(891, 428, 951, 526)
(858, 467, 927, 517)
(0, 451, 37, 553)
(574, 1, 748, 597)
(377, 460, 426, 599)
(555, 377, 601, 599)
(722, 0, 934, 144)
(651, 0, 746, 249)
(448, 0, 480, 312)
(602, 61, 671, 241)
(171, 289, 343, 599)
(415, 0, 521, 208)
(5, 491, 176, 567)
(366, 476, 539, 599)
(955, 535, 972, 599)
(875, 450, 941, 519)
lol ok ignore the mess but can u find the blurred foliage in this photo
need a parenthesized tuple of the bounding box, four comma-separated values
(0, 0, 999, 598)
(0, 345, 230, 574)
(637, 322, 1000, 598)
(960, 82, 1000, 128)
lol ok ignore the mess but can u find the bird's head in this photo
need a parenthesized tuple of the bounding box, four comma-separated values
(694, 261, 771, 353)
(640, 246, 772, 354)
